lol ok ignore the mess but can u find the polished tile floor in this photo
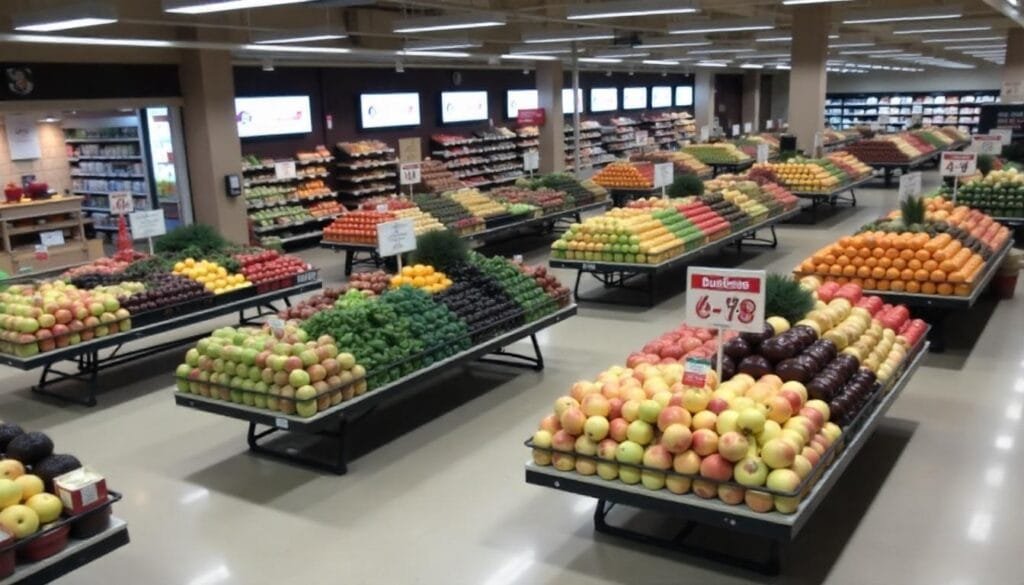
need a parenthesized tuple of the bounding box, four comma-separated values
(2, 171, 1022, 585)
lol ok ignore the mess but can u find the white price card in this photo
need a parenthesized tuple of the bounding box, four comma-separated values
(732, 124, 741, 137)
(523, 150, 539, 172)
(376, 218, 417, 257)
(39, 230, 64, 247)
(765, 119, 774, 130)
(940, 152, 977, 177)
(744, 122, 752, 134)
(274, 160, 297, 180)
(634, 130, 649, 146)
(756, 143, 770, 164)
(685, 267, 766, 333)
(991, 128, 1013, 146)
(130, 209, 167, 239)
(898, 172, 922, 203)
(399, 163, 422, 186)
(970, 135, 1003, 155)
(653, 162, 674, 189)
(108, 192, 133, 215)
(699, 126, 710, 142)
(34, 244, 48, 260)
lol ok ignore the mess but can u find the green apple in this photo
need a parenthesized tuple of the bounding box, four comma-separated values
(25, 493, 62, 524)
(295, 384, 318, 417)
(185, 349, 200, 367)
(289, 369, 311, 388)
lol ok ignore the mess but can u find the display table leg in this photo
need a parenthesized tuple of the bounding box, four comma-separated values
(573, 270, 657, 306)
(246, 416, 349, 474)
(31, 349, 99, 407)
(343, 251, 354, 277)
(476, 333, 545, 371)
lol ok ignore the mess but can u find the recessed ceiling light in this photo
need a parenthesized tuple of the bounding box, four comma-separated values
(2, 33, 174, 47)
(508, 44, 576, 55)
(567, 0, 698, 20)
(13, 2, 117, 32)
(695, 61, 730, 67)
(843, 7, 962, 24)
(523, 29, 615, 43)
(839, 48, 907, 55)
(252, 26, 347, 44)
(392, 14, 506, 34)
(945, 44, 1006, 50)
(163, 0, 316, 14)
(669, 18, 774, 35)
(828, 42, 875, 48)
(689, 48, 756, 55)
(594, 51, 650, 58)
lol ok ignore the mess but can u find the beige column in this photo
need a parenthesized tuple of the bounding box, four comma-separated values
(742, 71, 762, 134)
(1002, 28, 1024, 100)
(535, 62, 565, 174)
(179, 50, 247, 244)
(693, 70, 715, 136)
(788, 4, 830, 153)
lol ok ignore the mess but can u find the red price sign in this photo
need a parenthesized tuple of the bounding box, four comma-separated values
(685, 267, 765, 333)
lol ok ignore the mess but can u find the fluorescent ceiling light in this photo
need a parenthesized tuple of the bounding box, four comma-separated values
(842, 7, 962, 24)
(579, 57, 623, 63)
(594, 51, 650, 58)
(946, 44, 1006, 50)
(695, 61, 729, 67)
(508, 44, 576, 55)
(501, 53, 559, 61)
(395, 50, 470, 58)
(892, 25, 992, 34)
(921, 36, 1004, 43)
(241, 44, 350, 54)
(404, 38, 482, 51)
(392, 14, 505, 34)
(839, 48, 906, 55)
(776, 64, 791, 70)
(669, 18, 773, 34)
(567, 0, 698, 20)
(1, 33, 173, 47)
(743, 53, 790, 59)
(828, 42, 875, 48)
(37, 116, 62, 123)
(13, 2, 117, 32)
(642, 59, 679, 65)
(163, 0, 315, 14)
(739, 63, 764, 69)
(783, 0, 854, 4)
(523, 29, 615, 43)
(252, 26, 346, 44)
(688, 48, 755, 54)
(633, 37, 711, 49)
(756, 33, 839, 42)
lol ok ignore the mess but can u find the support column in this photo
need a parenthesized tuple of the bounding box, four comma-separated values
(788, 4, 830, 153)
(742, 71, 762, 134)
(536, 61, 565, 174)
(693, 70, 715, 136)
(179, 50, 247, 244)
(1002, 28, 1024, 101)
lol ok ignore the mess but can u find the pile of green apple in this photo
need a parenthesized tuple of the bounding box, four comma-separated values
(175, 324, 366, 418)
(531, 362, 842, 514)
(0, 281, 131, 357)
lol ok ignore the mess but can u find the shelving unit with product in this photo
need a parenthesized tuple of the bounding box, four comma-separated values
(564, 121, 613, 170)
(430, 128, 524, 189)
(64, 124, 151, 234)
(516, 125, 539, 155)
(826, 91, 1000, 133)
(642, 112, 683, 148)
(243, 147, 340, 247)
(0, 196, 103, 274)
(602, 117, 643, 159)
(335, 140, 400, 207)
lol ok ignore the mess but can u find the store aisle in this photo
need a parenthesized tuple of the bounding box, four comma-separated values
(1, 172, 1021, 585)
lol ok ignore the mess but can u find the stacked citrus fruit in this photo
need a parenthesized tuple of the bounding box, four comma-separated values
(172, 259, 251, 295)
(389, 264, 453, 294)
(592, 162, 653, 189)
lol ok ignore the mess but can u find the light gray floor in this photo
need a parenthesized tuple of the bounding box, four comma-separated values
(2, 171, 1022, 585)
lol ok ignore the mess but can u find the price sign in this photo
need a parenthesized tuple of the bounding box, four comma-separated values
(991, 128, 1013, 146)
(399, 163, 422, 186)
(130, 209, 167, 239)
(756, 143, 769, 164)
(685, 267, 766, 333)
(765, 120, 774, 130)
(39, 230, 65, 247)
(732, 124, 741, 137)
(682, 357, 711, 387)
(970, 135, 1003, 155)
(273, 160, 297, 180)
(898, 172, 922, 203)
(34, 244, 48, 261)
(653, 162, 674, 189)
(699, 126, 710, 142)
(523, 150, 539, 172)
(376, 218, 417, 257)
(108, 192, 133, 215)
(940, 152, 977, 177)
(634, 130, 649, 146)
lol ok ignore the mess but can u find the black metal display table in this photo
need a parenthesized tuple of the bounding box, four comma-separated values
(709, 159, 754, 178)
(550, 209, 800, 306)
(525, 339, 926, 574)
(1, 517, 129, 585)
(868, 239, 1013, 352)
(175, 305, 577, 474)
(791, 175, 872, 210)
(321, 201, 612, 276)
(0, 282, 322, 406)
(870, 152, 938, 188)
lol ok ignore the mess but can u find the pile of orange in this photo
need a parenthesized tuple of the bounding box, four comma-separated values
(592, 162, 653, 189)
(797, 231, 985, 296)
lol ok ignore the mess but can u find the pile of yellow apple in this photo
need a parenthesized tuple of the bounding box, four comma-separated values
(172, 258, 252, 295)
(755, 161, 841, 193)
(0, 464, 64, 541)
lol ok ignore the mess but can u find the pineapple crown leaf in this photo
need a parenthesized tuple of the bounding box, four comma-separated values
(766, 273, 816, 325)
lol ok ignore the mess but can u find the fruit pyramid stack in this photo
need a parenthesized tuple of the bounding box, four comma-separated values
(392, 207, 446, 236)
(592, 161, 654, 190)
(682, 143, 752, 165)
(826, 152, 873, 179)
(752, 160, 844, 193)
(448, 188, 508, 218)
(950, 168, 1024, 218)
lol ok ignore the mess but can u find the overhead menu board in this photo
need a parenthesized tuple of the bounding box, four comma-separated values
(235, 96, 312, 138)
(440, 90, 489, 124)
(590, 87, 618, 113)
(359, 92, 421, 129)
(651, 86, 672, 108)
(623, 87, 648, 110)
(675, 86, 694, 107)
(562, 88, 584, 115)
(507, 89, 539, 119)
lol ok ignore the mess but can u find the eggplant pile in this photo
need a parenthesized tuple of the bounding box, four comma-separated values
(435, 265, 524, 343)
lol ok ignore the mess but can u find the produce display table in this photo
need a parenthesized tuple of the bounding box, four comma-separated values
(791, 175, 872, 210)
(1, 518, 129, 585)
(321, 200, 612, 276)
(550, 208, 800, 306)
(867, 239, 1013, 352)
(709, 159, 754, 178)
(174, 305, 577, 474)
(608, 188, 657, 208)
(870, 152, 938, 188)
(0, 281, 322, 406)
(524, 336, 927, 574)
(822, 137, 859, 153)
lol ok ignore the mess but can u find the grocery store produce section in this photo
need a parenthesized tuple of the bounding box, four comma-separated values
(525, 276, 929, 573)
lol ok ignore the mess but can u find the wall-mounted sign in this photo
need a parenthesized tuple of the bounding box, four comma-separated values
(517, 108, 546, 126)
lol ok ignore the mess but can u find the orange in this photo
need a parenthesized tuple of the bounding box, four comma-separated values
(914, 269, 930, 282)
(872, 248, 886, 259)
(856, 247, 872, 259)
(921, 282, 937, 295)
(923, 260, 938, 272)
(900, 269, 915, 281)
(889, 258, 903, 270)
(930, 269, 947, 282)
(884, 267, 899, 280)
(836, 255, 851, 266)
(954, 284, 971, 296)
(856, 266, 871, 278)
(864, 278, 877, 290)
(815, 263, 830, 274)
(886, 280, 901, 291)
(851, 256, 865, 267)
(914, 249, 931, 262)
(842, 265, 857, 277)
(866, 257, 879, 268)
(937, 283, 954, 295)
(824, 254, 837, 264)
(836, 277, 849, 284)
(885, 249, 900, 260)
(872, 267, 887, 279)
(851, 278, 864, 287)
(829, 265, 843, 276)
(899, 249, 915, 261)
(908, 259, 922, 271)
(905, 281, 920, 293)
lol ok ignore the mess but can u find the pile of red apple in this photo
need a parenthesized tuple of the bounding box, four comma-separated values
(235, 250, 312, 286)
(0, 282, 131, 357)
(627, 325, 720, 366)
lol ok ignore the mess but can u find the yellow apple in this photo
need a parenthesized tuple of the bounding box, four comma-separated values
(13, 474, 43, 502)
(0, 504, 39, 539)
(0, 459, 25, 480)
(26, 493, 63, 524)
(0, 478, 22, 508)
